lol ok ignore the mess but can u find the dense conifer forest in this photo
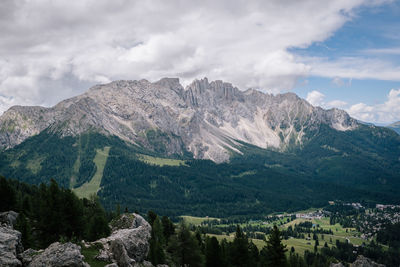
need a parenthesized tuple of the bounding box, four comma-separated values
(1, 130, 399, 218)
(1, 177, 400, 266)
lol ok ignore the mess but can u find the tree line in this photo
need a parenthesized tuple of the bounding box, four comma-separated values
(147, 210, 290, 267)
(0, 176, 110, 249)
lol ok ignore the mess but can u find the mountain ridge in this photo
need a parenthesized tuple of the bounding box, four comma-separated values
(388, 121, 400, 134)
(0, 77, 358, 162)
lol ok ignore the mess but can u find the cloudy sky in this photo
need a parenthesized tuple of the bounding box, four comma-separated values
(0, 0, 399, 124)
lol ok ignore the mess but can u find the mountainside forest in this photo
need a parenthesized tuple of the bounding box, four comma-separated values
(1, 121, 399, 218)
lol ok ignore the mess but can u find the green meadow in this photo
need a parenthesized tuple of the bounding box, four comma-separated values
(73, 146, 110, 199)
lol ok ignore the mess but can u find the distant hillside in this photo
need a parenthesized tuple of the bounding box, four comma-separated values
(388, 121, 400, 134)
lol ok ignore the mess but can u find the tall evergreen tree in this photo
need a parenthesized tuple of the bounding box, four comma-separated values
(230, 225, 250, 267)
(83, 195, 110, 241)
(161, 215, 175, 244)
(14, 213, 33, 248)
(147, 210, 157, 226)
(149, 216, 166, 265)
(248, 241, 260, 267)
(220, 238, 230, 267)
(205, 236, 222, 267)
(0, 176, 16, 211)
(167, 222, 204, 267)
(260, 225, 287, 267)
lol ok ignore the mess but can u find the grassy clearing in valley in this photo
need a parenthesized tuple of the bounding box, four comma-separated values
(199, 215, 366, 256)
(73, 146, 110, 199)
(181, 215, 220, 225)
(279, 217, 364, 253)
(138, 154, 187, 167)
(230, 170, 257, 178)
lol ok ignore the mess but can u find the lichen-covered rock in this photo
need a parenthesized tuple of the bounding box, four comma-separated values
(330, 262, 345, 267)
(110, 238, 135, 267)
(28, 242, 89, 267)
(109, 213, 136, 232)
(351, 255, 385, 267)
(0, 211, 19, 227)
(0, 226, 23, 266)
(95, 213, 151, 267)
(20, 248, 38, 266)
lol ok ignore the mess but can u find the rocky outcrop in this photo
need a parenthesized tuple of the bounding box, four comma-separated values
(0, 77, 358, 163)
(0, 211, 19, 227)
(94, 213, 151, 267)
(351, 255, 385, 267)
(19, 248, 39, 266)
(28, 242, 89, 267)
(331, 255, 386, 267)
(0, 226, 23, 266)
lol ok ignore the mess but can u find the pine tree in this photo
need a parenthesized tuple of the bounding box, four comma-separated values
(205, 236, 222, 267)
(0, 176, 16, 211)
(167, 222, 204, 267)
(147, 210, 157, 226)
(83, 194, 110, 241)
(161, 215, 175, 244)
(149, 216, 166, 265)
(14, 213, 33, 249)
(248, 241, 260, 267)
(116, 203, 121, 217)
(230, 225, 250, 267)
(87, 215, 110, 241)
(260, 225, 288, 267)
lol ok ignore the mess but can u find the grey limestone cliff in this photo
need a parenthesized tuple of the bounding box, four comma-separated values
(0, 77, 358, 162)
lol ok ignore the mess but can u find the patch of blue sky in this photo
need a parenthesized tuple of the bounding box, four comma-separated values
(290, 1, 400, 59)
(289, 1, 400, 117)
(293, 77, 399, 106)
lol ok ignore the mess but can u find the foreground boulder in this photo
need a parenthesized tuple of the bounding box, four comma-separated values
(0, 211, 19, 228)
(20, 248, 39, 266)
(28, 242, 89, 267)
(0, 226, 23, 266)
(94, 213, 151, 267)
(351, 255, 385, 267)
(331, 255, 386, 267)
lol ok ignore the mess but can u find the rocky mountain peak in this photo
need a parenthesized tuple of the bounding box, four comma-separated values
(0, 77, 358, 162)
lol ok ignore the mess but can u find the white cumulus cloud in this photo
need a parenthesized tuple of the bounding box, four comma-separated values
(305, 88, 400, 123)
(0, 0, 394, 114)
(348, 89, 400, 123)
(306, 91, 326, 107)
(306, 90, 348, 109)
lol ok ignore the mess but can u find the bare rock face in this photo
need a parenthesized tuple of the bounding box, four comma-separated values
(28, 242, 89, 267)
(331, 255, 386, 267)
(0, 77, 358, 162)
(20, 248, 38, 266)
(0, 211, 19, 228)
(351, 255, 385, 267)
(0, 226, 23, 267)
(94, 213, 151, 267)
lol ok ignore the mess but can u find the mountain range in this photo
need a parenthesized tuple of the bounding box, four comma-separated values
(0, 77, 358, 162)
(0, 78, 399, 217)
